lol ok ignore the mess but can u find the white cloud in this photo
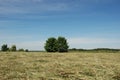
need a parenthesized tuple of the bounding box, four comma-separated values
(14, 41, 45, 50)
(0, 33, 45, 50)
(68, 37, 120, 49)
(0, 0, 114, 17)
(68, 38, 119, 44)
(0, 0, 70, 15)
(32, 0, 43, 2)
(0, 0, 43, 3)
(0, 7, 28, 14)
(0, 41, 45, 50)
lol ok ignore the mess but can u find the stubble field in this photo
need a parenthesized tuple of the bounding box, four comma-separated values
(0, 52, 120, 80)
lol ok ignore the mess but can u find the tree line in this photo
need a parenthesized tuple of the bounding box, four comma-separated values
(1, 36, 119, 53)
(0, 36, 69, 52)
(1, 44, 28, 52)
(69, 48, 120, 53)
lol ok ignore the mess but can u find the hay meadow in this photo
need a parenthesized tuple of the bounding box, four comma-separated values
(0, 52, 120, 80)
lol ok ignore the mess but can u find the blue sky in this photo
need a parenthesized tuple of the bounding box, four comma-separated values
(0, 0, 120, 50)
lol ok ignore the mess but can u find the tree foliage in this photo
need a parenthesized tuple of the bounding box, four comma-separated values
(44, 37, 69, 52)
(1, 44, 9, 51)
(44, 37, 58, 52)
(18, 48, 24, 52)
(57, 37, 69, 52)
(10, 45, 16, 51)
(25, 49, 29, 52)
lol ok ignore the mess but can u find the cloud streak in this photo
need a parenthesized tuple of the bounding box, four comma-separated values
(0, 0, 70, 15)
(0, 41, 45, 50)
(68, 37, 120, 49)
(0, 0, 115, 20)
(68, 38, 120, 44)
(13, 41, 45, 50)
(0, 34, 45, 50)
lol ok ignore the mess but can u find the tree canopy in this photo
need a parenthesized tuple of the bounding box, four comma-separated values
(44, 37, 69, 52)
(10, 45, 16, 51)
(57, 37, 69, 52)
(44, 37, 58, 52)
(1, 44, 9, 51)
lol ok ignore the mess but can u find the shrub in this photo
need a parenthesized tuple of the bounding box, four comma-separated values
(1, 44, 9, 51)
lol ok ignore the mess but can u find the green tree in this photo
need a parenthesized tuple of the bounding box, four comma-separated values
(25, 49, 29, 52)
(18, 48, 24, 52)
(1, 44, 9, 51)
(57, 37, 69, 52)
(44, 37, 58, 52)
(10, 45, 16, 51)
(44, 37, 69, 52)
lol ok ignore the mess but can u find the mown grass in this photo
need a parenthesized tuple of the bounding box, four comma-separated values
(0, 52, 120, 80)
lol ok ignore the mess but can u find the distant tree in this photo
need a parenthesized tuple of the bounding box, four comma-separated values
(72, 48, 77, 51)
(57, 37, 69, 52)
(44, 37, 58, 52)
(25, 49, 29, 52)
(1, 44, 9, 51)
(10, 45, 16, 51)
(18, 48, 24, 52)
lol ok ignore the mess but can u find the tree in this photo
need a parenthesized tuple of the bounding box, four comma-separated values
(10, 45, 16, 51)
(1, 44, 9, 51)
(44, 37, 69, 52)
(25, 49, 29, 52)
(18, 48, 24, 52)
(44, 37, 58, 52)
(57, 37, 69, 52)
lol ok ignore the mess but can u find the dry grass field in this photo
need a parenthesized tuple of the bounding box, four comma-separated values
(0, 52, 120, 80)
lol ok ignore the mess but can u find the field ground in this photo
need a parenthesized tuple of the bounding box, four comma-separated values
(0, 52, 120, 80)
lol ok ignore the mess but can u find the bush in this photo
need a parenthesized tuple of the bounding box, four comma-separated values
(1, 44, 9, 51)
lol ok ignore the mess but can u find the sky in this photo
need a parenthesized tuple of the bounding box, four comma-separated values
(0, 0, 120, 50)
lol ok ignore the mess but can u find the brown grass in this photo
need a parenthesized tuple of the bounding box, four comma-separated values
(0, 52, 120, 80)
